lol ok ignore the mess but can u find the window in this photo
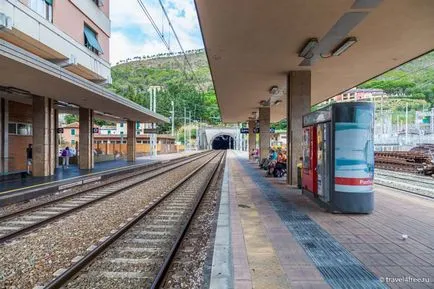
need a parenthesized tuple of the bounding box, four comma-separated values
(8, 122, 32, 135)
(84, 25, 103, 55)
(30, 0, 53, 22)
(8, 123, 17, 134)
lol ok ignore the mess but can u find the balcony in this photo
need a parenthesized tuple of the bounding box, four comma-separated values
(0, 0, 111, 83)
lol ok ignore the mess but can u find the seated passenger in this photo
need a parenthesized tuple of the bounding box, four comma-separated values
(274, 151, 287, 177)
(266, 149, 278, 176)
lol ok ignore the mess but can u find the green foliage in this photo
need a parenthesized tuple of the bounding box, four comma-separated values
(64, 114, 78, 124)
(108, 51, 220, 134)
(271, 119, 287, 130)
(360, 51, 434, 107)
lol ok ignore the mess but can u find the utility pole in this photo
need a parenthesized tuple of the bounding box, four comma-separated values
(148, 86, 161, 157)
(197, 119, 201, 150)
(381, 94, 384, 135)
(405, 102, 408, 145)
(431, 108, 434, 134)
(188, 111, 192, 151)
(184, 107, 187, 150)
(171, 101, 175, 137)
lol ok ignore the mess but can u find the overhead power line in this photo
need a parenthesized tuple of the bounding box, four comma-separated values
(157, 0, 205, 94)
(136, 0, 190, 81)
(136, 0, 205, 95)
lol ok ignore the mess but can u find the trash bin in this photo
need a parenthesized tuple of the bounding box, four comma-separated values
(297, 167, 302, 189)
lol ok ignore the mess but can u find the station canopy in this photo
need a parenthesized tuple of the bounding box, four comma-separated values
(0, 40, 168, 124)
(195, 0, 434, 122)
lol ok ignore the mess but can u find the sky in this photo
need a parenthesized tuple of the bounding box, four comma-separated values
(109, 0, 204, 65)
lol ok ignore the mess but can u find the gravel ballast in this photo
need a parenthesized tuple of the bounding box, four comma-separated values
(0, 153, 216, 289)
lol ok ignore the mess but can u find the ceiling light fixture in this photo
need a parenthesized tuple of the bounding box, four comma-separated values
(299, 38, 318, 59)
(332, 37, 357, 56)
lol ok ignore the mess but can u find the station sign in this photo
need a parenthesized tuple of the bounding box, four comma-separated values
(251, 128, 275, 133)
(92, 128, 100, 134)
(143, 128, 157, 134)
(56, 128, 64, 134)
(240, 128, 249, 134)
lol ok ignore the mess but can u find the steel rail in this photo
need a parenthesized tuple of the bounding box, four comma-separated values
(0, 151, 214, 243)
(0, 151, 211, 223)
(42, 151, 224, 289)
(151, 151, 226, 289)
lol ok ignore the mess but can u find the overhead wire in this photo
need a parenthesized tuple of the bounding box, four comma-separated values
(136, 0, 191, 81)
(157, 0, 205, 95)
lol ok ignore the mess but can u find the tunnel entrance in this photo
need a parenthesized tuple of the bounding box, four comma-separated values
(212, 135, 234, 150)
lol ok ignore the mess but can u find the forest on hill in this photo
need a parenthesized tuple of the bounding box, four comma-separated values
(108, 50, 220, 135)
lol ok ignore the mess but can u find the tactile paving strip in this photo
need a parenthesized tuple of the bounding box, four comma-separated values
(240, 158, 387, 289)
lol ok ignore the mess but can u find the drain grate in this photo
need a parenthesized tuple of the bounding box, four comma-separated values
(240, 159, 387, 289)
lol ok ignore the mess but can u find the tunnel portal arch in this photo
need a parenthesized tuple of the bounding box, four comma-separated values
(211, 134, 235, 150)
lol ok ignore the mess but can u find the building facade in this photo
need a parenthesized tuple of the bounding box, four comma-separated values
(0, 0, 168, 176)
(1, 0, 111, 82)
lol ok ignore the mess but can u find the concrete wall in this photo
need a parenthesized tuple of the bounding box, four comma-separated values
(8, 135, 32, 171)
(8, 101, 32, 172)
(2, 0, 111, 81)
(54, 0, 110, 62)
(94, 143, 179, 156)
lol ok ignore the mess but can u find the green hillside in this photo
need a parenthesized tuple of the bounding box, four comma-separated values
(108, 50, 220, 136)
(360, 51, 434, 105)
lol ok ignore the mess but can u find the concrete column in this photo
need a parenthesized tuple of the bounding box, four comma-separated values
(79, 107, 94, 170)
(127, 120, 136, 162)
(259, 107, 270, 160)
(54, 109, 59, 168)
(248, 120, 256, 160)
(287, 71, 311, 185)
(0, 97, 8, 174)
(33, 96, 55, 176)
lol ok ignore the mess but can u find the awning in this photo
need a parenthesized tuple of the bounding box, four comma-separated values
(0, 39, 168, 124)
(84, 26, 103, 54)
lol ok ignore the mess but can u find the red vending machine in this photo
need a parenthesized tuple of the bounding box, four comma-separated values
(302, 126, 317, 195)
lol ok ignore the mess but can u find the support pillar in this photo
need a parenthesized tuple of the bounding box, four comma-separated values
(54, 109, 59, 168)
(287, 71, 311, 185)
(248, 120, 256, 160)
(79, 107, 94, 170)
(127, 120, 136, 162)
(33, 96, 55, 176)
(259, 107, 270, 161)
(0, 97, 8, 174)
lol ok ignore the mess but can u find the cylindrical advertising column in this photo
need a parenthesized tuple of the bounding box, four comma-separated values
(332, 102, 374, 213)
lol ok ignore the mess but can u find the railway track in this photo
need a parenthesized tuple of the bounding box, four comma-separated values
(39, 151, 225, 289)
(374, 170, 434, 199)
(0, 151, 213, 244)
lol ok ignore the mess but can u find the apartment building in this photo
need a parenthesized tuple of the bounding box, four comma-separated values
(0, 0, 167, 176)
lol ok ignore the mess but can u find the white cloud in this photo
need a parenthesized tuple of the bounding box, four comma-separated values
(109, 0, 204, 64)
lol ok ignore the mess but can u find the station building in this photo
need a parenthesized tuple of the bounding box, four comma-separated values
(0, 0, 167, 177)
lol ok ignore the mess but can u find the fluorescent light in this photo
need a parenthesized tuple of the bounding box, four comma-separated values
(299, 38, 318, 59)
(332, 37, 357, 56)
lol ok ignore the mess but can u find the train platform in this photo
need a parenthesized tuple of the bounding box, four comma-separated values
(211, 151, 434, 289)
(0, 151, 200, 206)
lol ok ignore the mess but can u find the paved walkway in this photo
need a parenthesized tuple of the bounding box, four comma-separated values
(0, 151, 198, 194)
(211, 151, 434, 289)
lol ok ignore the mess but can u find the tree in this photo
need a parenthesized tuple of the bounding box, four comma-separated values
(64, 114, 78, 124)
(108, 51, 221, 135)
